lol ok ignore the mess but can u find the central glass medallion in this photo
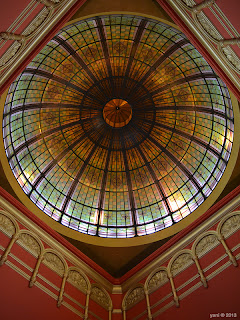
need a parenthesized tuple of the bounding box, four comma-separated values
(103, 99, 132, 128)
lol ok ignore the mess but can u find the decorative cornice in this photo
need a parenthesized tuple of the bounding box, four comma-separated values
(121, 192, 240, 291)
(0, 0, 87, 95)
(0, 248, 104, 319)
(0, 195, 114, 291)
(133, 250, 240, 319)
(156, 0, 240, 101)
(1, 184, 240, 290)
(0, 198, 239, 317)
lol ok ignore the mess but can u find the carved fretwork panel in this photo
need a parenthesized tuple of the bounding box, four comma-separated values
(90, 286, 111, 310)
(43, 252, 65, 276)
(170, 253, 193, 276)
(16, 233, 41, 257)
(147, 270, 168, 293)
(195, 234, 219, 257)
(220, 215, 240, 237)
(0, 213, 16, 236)
(125, 286, 145, 310)
(195, 11, 222, 41)
(67, 270, 88, 293)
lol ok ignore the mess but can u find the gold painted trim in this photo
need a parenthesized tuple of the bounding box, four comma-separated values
(176, 273, 199, 292)
(112, 309, 122, 314)
(5, 259, 31, 281)
(63, 292, 85, 310)
(151, 292, 173, 313)
(151, 301, 175, 319)
(68, 11, 179, 29)
(0, 248, 33, 273)
(112, 286, 123, 294)
(37, 273, 60, 291)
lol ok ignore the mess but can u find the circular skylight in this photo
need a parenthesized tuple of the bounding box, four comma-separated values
(2, 14, 234, 239)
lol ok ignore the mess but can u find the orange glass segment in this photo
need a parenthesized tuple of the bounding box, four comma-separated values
(103, 99, 132, 128)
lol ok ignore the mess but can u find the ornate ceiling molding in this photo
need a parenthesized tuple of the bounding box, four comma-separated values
(0, 183, 240, 295)
(156, 0, 240, 101)
(0, 0, 87, 95)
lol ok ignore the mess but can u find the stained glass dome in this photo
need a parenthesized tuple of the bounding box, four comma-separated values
(2, 15, 234, 239)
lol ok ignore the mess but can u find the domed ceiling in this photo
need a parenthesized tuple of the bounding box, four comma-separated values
(2, 15, 234, 239)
